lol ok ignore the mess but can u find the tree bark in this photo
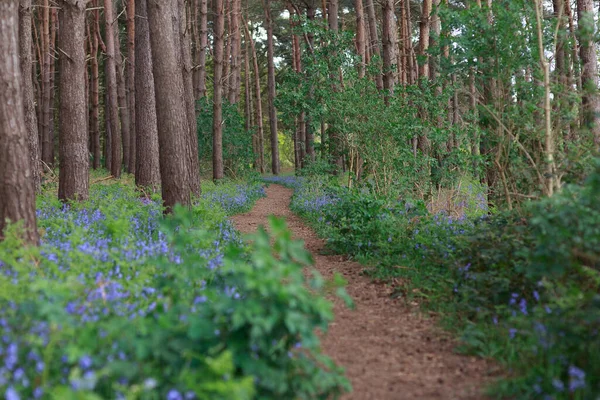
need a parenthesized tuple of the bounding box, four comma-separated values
(576, 0, 600, 147)
(264, 0, 280, 174)
(228, 0, 242, 104)
(305, 4, 316, 161)
(147, 0, 191, 210)
(196, 0, 208, 99)
(89, 2, 101, 169)
(104, 0, 122, 177)
(40, 0, 53, 166)
(177, 0, 201, 195)
(419, 0, 432, 80)
(244, 20, 265, 173)
(365, 0, 383, 90)
(213, 0, 225, 179)
(355, 0, 366, 79)
(381, 0, 397, 97)
(0, 0, 39, 244)
(113, 7, 131, 173)
(19, 0, 41, 192)
(134, 0, 161, 189)
(57, 0, 89, 202)
(127, 0, 136, 174)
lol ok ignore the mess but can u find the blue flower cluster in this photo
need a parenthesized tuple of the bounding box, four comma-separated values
(0, 182, 265, 399)
(201, 182, 266, 215)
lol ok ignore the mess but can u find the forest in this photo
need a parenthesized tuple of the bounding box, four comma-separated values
(1, 0, 600, 398)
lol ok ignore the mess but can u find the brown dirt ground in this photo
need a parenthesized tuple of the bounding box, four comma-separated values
(231, 184, 500, 400)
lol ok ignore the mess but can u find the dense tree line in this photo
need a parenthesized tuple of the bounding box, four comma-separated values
(1, 0, 600, 243)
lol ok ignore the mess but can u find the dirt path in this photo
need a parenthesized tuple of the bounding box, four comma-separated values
(232, 184, 497, 400)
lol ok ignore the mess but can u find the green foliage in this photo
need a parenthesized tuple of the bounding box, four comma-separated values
(285, 162, 600, 399)
(196, 97, 255, 177)
(0, 181, 349, 399)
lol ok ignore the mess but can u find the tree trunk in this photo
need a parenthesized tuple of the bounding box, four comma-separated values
(89, 2, 101, 169)
(134, 0, 161, 189)
(381, 0, 397, 97)
(228, 0, 242, 104)
(112, 7, 131, 173)
(419, 0, 432, 80)
(104, 0, 122, 177)
(196, 0, 208, 99)
(212, 0, 225, 179)
(365, 0, 383, 90)
(127, 0, 136, 174)
(223, 0, 231, 97)
(57, 0, 89, 202)
(355, 0, 366, 78)
(0, 0, 39, 244)
(305, 4, 316, 161)
(429, 0, 441, 81)
(245, 21, 265, 173)
(19, 0, 41, 192)
(534, 0, 556, 196)
(405, 0, 415, 84)
(147, 0, 191, 210)
(48, 8, 57, 165)
(264, 0, 280, 174)
(576, 0, 600, 147)
(40, 0, 53, 166)
(178, 0, 201, 195)
(244, 32, 252, 134)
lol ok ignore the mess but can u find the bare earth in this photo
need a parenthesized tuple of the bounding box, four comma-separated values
(231, 184, 499, 400)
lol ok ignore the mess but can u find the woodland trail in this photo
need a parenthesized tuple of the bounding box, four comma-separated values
(231, 184, 497, 400)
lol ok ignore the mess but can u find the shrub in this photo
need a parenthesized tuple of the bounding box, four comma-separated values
(0, 182, 349, 399)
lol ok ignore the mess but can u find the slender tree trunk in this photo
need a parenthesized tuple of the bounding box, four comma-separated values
(365, 0, 383, 90)
(147, 0, 191, 209)
(245, 21, 265, 173)
(104, 0, 122, 177)
(355, 0, 366, 78)
(288, 4, 306, 166)
(104, 70, 112, 172)
(113, 7, 131, 173)
(40, 0, 52, 166)
(48, 8, 57, 165)
(576, 0, 600, 147)
(57, 0, 89, 201)
(405, 0, 415, 84)
(213, 0, 225, 179)
(223, 0, 231, 97)
(381, 0, 397, 97)
(228, 0, 242, 104)
(244, 32, 252, 134)
(535, 0, 556, 195)
(197, 0, 208, 98)
(305, 4, 316, 161)
(429, 0, 441, 81)
(364, 12, 372, 65)
(89, 2, 101, 169)
(264, 0, 280, 174)
(19, 0, 41, 192)
(0, 0, 39, 244)
(419, 0, 432, 80)
(178, 0, 201, 195)
(134, 0, 161, 189)
(127, 0, 136, 174)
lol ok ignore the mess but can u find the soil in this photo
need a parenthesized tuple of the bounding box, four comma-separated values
(231, 184, 500, 400)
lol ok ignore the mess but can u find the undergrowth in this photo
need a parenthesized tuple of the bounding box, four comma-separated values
(0, 177, 350, 399)
(267, 159, 600, 399)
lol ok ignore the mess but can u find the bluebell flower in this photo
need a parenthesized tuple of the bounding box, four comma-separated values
(167, 389, 183, 400)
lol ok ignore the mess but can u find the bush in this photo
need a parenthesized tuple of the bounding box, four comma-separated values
(0, 181, 349, 399)
(285, 162, 600, 399)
